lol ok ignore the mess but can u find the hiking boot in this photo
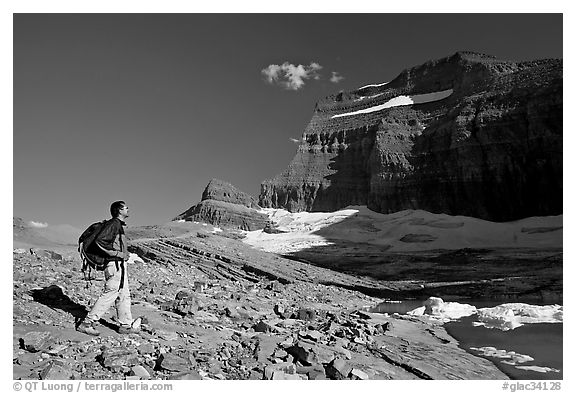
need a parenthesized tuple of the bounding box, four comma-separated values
(118, 318, 142, 334)
(118, 326, 138, 334)
(77, 321, 100, 336)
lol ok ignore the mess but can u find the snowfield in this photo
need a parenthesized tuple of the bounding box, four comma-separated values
(243, 206, 562, 329)
(332, 89, 454, 118)
(243, 206, 562, 254)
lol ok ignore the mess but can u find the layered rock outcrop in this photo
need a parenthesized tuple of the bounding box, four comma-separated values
(259, 52, 562, 221)
(174, 179, 268, 231)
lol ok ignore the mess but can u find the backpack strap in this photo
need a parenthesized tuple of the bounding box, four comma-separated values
(80, 247, 94, 289)
(118, 233, 125, 291)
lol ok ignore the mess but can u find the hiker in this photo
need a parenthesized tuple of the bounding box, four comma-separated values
(77, 201, 140, 336)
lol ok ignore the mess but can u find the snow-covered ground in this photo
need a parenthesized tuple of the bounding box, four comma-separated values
(243, 206, 562, 254)
(127, 253, 144, 264)
(332, 89, 453, 118)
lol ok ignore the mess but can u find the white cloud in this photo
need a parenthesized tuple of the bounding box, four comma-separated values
(29, 221, 48, 228)
(330, 71, 344, 83)
(289, 138, 300, 143)
(262, 62, 323, 90)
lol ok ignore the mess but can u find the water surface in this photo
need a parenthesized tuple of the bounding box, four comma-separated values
(371, 299, 563, 380)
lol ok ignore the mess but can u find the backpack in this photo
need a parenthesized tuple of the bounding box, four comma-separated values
(78, 219, 112, 284)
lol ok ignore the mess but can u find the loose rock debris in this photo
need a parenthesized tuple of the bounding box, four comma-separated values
(13, 242, 508, 380)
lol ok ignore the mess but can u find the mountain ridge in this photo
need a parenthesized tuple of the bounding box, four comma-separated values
(259, 51, 562, 221)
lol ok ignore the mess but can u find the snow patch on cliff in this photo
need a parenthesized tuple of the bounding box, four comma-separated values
(332, 89, 453, 118)
(358, 81, 389, 89)
(354, 93, 384, 102)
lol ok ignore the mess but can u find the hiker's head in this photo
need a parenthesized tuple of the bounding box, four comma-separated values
(110, 201, 129, 219)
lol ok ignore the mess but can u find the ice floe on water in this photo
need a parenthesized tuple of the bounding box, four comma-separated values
(331, 89, 453, 118)
(469, 347, 560, 374)
(407, 297, 477, 321)
(470, 347, 534, 364)
(474, 303, 563, 331)
(405, 297, 562, 331)
(515, 366, 561, 373)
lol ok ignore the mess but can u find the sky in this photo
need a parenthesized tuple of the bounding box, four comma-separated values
(12, 13, 563, 228)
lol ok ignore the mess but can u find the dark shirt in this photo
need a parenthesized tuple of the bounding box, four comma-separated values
(94, 217, 126, 258)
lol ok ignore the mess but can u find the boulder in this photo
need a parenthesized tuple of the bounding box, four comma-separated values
(296, 364, 327, 380)
(129, 365, 151, 379)
(351, 368, 370, 380)
(264, 362, 297, 380)
(172, 290, 200, 315)
(299, 330, 323, 342)
(253, 320, 277, 333)
(225, 306, 241, 319)
(39, 361, 73, 380)
(156, 353, 192, 372)
(287, 340, 335, 366)
(297, 307, 317, 321)
(101, 347, 139, 369)
(19, 331, 52, 353)
(168, 370, 202, 380)
(325, 358, 353, 380)
(30, 248, 63, 260)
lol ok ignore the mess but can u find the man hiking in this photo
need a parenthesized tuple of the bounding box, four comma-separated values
(77, 200, 140, 336)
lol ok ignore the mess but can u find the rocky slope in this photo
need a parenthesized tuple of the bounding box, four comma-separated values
(13, 223, 508, 380)
(174, 179, 268, 231)
(259, 52, 562, 221)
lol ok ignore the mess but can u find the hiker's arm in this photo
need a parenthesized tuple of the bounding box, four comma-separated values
(95, 242, 125, 258)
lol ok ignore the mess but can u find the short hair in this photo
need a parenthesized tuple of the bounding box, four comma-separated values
(110, 201, 126, 218)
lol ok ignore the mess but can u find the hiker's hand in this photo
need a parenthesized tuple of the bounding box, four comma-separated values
(121, 251, 130, 261)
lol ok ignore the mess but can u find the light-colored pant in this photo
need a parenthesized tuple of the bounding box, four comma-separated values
(86, 260, 133, 326)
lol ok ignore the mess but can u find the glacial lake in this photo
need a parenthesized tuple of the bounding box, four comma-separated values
(371, 300, 563, 380)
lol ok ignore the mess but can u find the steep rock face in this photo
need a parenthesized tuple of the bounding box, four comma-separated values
(174, 179, 268, 231)
(260, 52, 562, 221)
(200, 179, 260, 209)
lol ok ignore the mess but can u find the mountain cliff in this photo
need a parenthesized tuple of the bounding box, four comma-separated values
(259, 52, 562, 221)
(174, 179, 268, 231)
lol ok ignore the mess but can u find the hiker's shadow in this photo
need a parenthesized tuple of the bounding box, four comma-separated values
(30, 284, 117, 331)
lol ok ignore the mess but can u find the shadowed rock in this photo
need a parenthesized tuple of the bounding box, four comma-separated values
(260, 52, 562, 222)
